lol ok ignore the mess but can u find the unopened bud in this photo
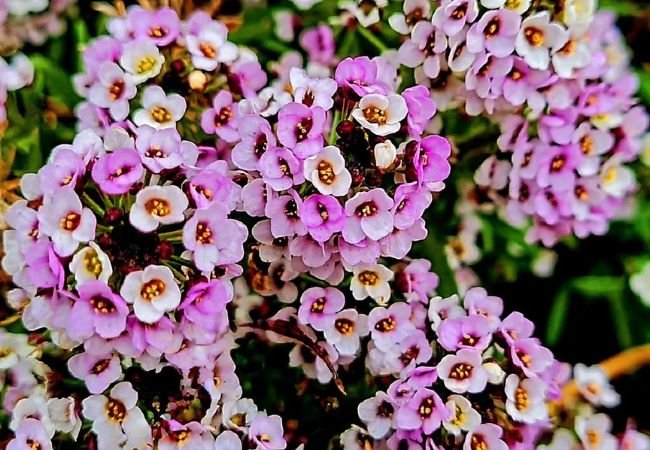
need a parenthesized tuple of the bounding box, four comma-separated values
(188, 70, 208, 92)
(484, 361, 506, 385)
(374, 141, 397, 169)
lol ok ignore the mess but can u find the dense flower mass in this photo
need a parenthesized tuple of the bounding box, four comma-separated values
(1, 0, 649, 449)
(0, 0, 74, 49)
(392, 0, 648, 245)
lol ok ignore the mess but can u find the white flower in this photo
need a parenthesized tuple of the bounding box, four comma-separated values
(483, 361, 506, 384)
(324, 309, 369, 356)
(0, 331, 32, 370)
(575, 413, 618, 450)
(70, 242, 113, 284)
(304, 146, 352, 196)
(538, 429, 578, 450)
(7, 0, 47, 16)
(504, 374, 548, 423)
(352, 94, 408, 136)
(120, 265, 181, 323)
(515, 12, 569, 70)
(631, 262, 650, 307)
(47, 397, 82, 439)
(574, 363, 620, 407)
(37, 187, 97, 257)
(11, 390, 56, 438)
(133, 86, 187, 130)
(214, 431, 243, 450)
(388, 0, 431, 35)
(374, 141, 397, 169)
(350, 263, 394, 303)
(82, 382, 152, 450)
(599, 156, 635, 198)
(119, 39, 164, 85)
(339, 0, 387, 27)
(481, 0, 505, 8)
(222, 398, 258, 430)
(129, 185, 188, 233)
(291, 0, 322, 10)
(551, 28, 590, 78)
(504, 0, 531, 15)
(443, 394, 481, 435)
(562, 0, 596, 29)
(187, 27, 239, 71)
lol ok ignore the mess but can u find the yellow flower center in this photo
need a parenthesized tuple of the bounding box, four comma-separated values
(60, 212, 81, 231)
(151, 106, 172, 124)
(363, 106, 387, 125)
(140, 279, 166, 301)
(136, 56, 157, 74)
(145, 198, 171, 217)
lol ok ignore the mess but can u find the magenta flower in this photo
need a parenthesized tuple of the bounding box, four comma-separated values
(37, 147, 86, 195)
(463, 287, 503, 329)
(129, 6, 180, 46)
(232, 114, 276, 171)
(335, 56, 385, 97)
(68, 281, 128, 340)
(8, 418, 53, 450)
(259, 145, 305, 191)
(467, 9, 521, 58)
(297, 286, 345, 331)
(402, 85, 436, 138)
(398, 21, 447, 79)
(68, 352, 122, 394)
(299, 25, 335, 66)
(343, 189, 394, 244)
(179, 279, 231, 331)
(91, 149, 144, 195)
(395, 387, 449, 435)
(437, 315, 492, 352)
(538, 144, 583, 192)
(37, 188, 96, 257)
(201, 90, 240, 143)
(300, 194, 346, 242)
(265, 192, 307, 238)
(182, 205, 247, 273)
(392, 182, 432, 231)
(432, 0, 479, 36)
(88, 62, 137, 121)
(510, 337, 555, 377)
(437, 348, 488, 393)
(408, 135, 451, 186)
(276, 102, 326, 159)
(188, 162, 240, 211)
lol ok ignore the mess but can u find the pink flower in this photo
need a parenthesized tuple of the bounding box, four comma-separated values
(201, 90, 240, 142)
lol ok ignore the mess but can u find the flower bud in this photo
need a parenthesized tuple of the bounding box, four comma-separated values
(374, 141, 397, 169)
(484, 361, 506, 385)
(188, 70, 208, 92)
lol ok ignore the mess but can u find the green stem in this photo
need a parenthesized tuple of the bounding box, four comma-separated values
(163, 262, 186, 281)
(357, 26, 389, 53)
(328, 109, 341, 145)
(81, 192, 105, 216)
(169, 255, 194, 268)
(159, 230, 184, 241)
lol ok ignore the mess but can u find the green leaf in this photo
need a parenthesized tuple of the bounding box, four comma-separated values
(546, 287, 571, 346)
(571, 276, 625, 298)
(609, 294, 633, 348)
(30, 55, 80, 107)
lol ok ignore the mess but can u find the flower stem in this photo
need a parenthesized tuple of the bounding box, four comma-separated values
(357, 26, 388, 54)
(81, 192, 105, 216)
(159, 230, 184, 241)
(328, 109, 341, 145)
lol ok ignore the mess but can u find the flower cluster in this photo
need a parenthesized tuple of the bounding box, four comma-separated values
(338, 285, 572, 449)
(0, 0, 74, 50)
(392, 0, 648, 245)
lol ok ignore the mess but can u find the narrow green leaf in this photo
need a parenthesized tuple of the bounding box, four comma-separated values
(546, 287, 570, 346)
(571, 276, 625, 298)
(609, 294, 633, 348)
